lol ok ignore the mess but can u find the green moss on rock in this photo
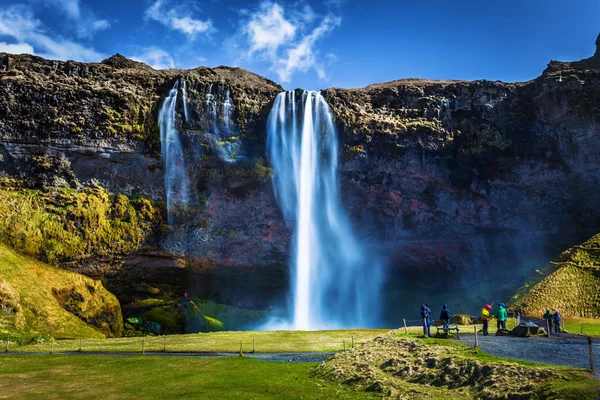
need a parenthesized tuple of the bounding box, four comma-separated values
(510, 233, 600, 318)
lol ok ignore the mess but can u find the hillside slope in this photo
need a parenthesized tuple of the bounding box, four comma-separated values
(510, 233, 600, 318)
(0, 244, 122, 340)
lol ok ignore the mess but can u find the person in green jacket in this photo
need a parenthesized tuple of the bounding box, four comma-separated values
(495, 303, 507, 330)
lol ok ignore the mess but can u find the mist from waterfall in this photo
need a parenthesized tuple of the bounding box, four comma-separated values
(158, 80, 190, 225)
(267, 90, 382, 330)
(206, 84, 241, 163)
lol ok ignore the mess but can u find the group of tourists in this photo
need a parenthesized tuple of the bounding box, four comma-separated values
(543, 309, 563, 333)
(420, 302, 512, 337)
(419, 303, 451, 337)
(479, 303, 508, 336)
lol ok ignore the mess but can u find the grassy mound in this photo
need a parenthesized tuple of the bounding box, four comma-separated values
(0, 244, 122, 341)
(510, 233, 600, 318)
(314, 333, 600, 399)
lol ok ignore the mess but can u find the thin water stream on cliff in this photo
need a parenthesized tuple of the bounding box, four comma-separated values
(158, 80, 190, 225)
(267, 90, 382, 330)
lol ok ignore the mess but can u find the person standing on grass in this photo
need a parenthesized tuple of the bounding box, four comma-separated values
(553, 310, 563, 334)
(495, 303, 507, 331)
(420, 304, 432, 337)
(480, 304, 492, 336)
(543, 309, 553, 329)
(440, 304, 451, 332)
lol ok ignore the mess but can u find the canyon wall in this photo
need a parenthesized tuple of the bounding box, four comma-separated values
(1, 36, 599, 320)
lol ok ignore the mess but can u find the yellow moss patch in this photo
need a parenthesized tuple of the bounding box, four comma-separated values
(0, 244, 122, 340)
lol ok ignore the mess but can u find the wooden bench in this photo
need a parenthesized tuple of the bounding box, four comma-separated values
(433, 321, 460, 339)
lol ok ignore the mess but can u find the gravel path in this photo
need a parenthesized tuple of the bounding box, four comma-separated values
(460, 334, 599, 377)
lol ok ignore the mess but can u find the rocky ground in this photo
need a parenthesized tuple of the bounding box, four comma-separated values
(314, 332, 600, 399)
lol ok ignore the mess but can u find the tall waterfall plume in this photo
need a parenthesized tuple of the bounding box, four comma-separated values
(182, 80, 190, 122)
(159, 80, 190, 225)
(267, 90, 382, 330)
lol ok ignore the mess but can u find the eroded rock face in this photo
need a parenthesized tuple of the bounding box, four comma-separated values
(1, 38, 600, 320)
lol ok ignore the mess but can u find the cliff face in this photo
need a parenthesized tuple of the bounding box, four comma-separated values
(1, 38, 600, 320)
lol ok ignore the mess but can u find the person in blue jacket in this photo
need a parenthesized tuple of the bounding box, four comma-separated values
(420, 304, 432, 337)
(553, 310, 563, 334)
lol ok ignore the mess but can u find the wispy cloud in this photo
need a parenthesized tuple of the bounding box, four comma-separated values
(130, 46, 175, 70)
(145, 0, 214, 40)
(39, 0, 110, 39)
(235, 1, 341, 83)
(0, 5, 104, 62)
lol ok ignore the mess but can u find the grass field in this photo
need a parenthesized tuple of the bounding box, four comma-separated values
(0, 354, 375, 400)
(8, 329, 390, 354)
(563, 318, 600, 337)
(6, 318, 526, 354)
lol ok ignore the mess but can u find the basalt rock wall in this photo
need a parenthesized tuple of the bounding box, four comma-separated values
(1, 39, 600, 318)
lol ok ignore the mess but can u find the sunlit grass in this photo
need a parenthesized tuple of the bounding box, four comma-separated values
(10, 329, 390, 354)
(563, 318, 600, 337)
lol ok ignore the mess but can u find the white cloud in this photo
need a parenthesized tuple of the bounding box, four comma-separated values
(0, 5, 104, 62)
(244, 3, 296, 58)
(275, 15, 340, 82)
(130, 46, 175, 70)
(39, 0, 110, 38)
(236, 2, 340, 83)
(0, 42, 35, 54)
(145, 0, 214, 40)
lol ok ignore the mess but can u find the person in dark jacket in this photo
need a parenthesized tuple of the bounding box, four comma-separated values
(543, 309, 553, 331)
(420, 304, 432, 337)
(440, 304, 451, 332)
(553, 310, 563, 334)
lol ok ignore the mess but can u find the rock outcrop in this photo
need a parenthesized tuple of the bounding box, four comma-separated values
(1, 34, 600, 322)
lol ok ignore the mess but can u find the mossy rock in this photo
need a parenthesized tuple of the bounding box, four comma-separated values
(0, 244, 122, 340)
(510, 233, 600, 318)
(141, 306, 184, 334)
(450, 314, 474, 325)
(203, 316, 224, 332)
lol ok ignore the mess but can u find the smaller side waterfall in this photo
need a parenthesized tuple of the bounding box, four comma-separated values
(159, 80, 190, 225)
(205, 84, 241, 163)
(182, 80, 190, 122)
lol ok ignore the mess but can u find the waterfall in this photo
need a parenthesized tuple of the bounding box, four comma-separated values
(182, 80, 190, 122)
(158, 80, 190, 225)
(206, 84, 240, 163)
(267, 90, 382, 330)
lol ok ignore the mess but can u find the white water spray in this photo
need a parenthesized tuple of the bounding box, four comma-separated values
(158, 80, 190, 225)
(267, 90, 382, 330)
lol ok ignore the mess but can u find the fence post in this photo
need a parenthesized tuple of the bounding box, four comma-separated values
(403, 319, 408, 335)
(239, 341, 243, 355)
(163, 336, 167, 352)
(546, 319, 551, 337)
(351, 336, 354, 348)
(474, 326, 478, 349)
(588, 337, 595, 374)
(343, 340, 346, 351)
(50, 340, 54, 354)
(141, 339, 145, 355)
(252, 338, 256, 353)
(5, 340, 8, 353)
(79, 338, 82, 352)
(581, 325, 584, 335)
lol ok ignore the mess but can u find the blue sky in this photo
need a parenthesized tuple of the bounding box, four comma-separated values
(0, 0, 598, 90)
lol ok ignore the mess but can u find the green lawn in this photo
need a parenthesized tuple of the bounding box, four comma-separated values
(9, 329, 389, 354)
(0, 355, 375, 400)
(563, 318, 600, 337)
